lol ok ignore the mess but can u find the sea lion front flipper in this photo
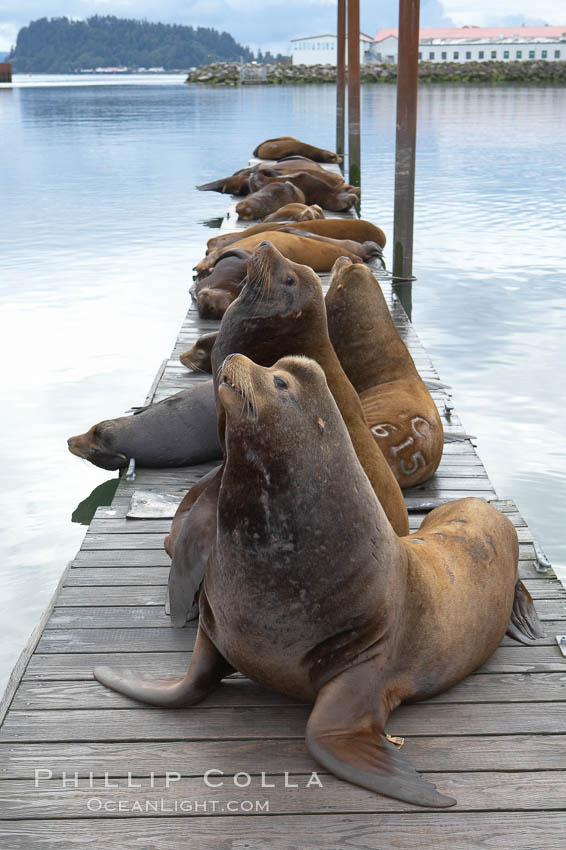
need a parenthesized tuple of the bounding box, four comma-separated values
(506, 579, 546, 645)
(168, 471, 221, 628)
(305, 667, 456, 809)
(94, 627, 233, 707)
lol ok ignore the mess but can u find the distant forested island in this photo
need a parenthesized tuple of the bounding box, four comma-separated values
(7, 16, 285, 72)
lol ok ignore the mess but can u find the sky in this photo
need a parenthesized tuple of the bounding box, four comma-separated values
(0, 0, 563, 55)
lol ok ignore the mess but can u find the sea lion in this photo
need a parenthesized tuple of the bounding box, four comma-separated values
(248, 171, 357, 212)
(253, 135, 341, 163)
(196, 231, 373, 275)
(263, 203, 325, 222)
(67, 380, 221, 470)
(236, 181, 305, 220)
(95, 353, 543, 809)
(206, 218, 386, 255)
(197, 159, 343, 197)
(180, 332, 217, 373)
(326, 258, 444, 487)
(248, 164, 352, 194)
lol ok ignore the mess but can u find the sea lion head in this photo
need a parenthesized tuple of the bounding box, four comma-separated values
(218, 352, 338, 451)
(179, 331, 216, 373)
(238, 240, 323, 324)
(298, 204, 325, 221)
(197, 287, 236, 320)
(328, 255, 377, 302)
(67, 422, 128, 470)
(211, 241, 327, 379)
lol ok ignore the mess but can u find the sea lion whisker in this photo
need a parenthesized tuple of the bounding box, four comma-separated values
(182, 357, 207, 375)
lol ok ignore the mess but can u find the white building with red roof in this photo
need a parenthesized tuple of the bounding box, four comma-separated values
(370, 25, 566, 63)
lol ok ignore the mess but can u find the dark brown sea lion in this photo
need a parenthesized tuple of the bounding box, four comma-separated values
(195, 231, 373, 275)
(263, 202, 325, 222)
(95, 353, 543, 809)
(67, 380, 221, 470)
(206, 218, 386, 255)
(253, 135, 341, 162)
(180, 332, 217, 373)
(248, 171, 357, 211)
(326, 258, 444, 487)
(236, 181, 305, 220)
(196, 167, 254, 195)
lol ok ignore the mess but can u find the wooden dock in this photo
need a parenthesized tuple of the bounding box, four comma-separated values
(1, 179, 565, 848)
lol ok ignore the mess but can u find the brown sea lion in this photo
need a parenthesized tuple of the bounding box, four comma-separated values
(196, 231, 372, 275)
(197, 159, 343, 197)
(236, 181, 305, 220)
(180, 332, 217, 373)
(248, 171, 357, 211)
(206, 218, 386, 255)
(95, 353, 543, 809)
(326, 258, 444, 487)
(248, 164, 350, 194)
(263, 203, 325, 222)
(253, 135, 341, 163)
(67, 380, 221, 470)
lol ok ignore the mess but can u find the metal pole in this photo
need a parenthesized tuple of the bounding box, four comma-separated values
(392, 0, 420, 320)
(347, 0, 361, 194)
(336, 0, 346, 162)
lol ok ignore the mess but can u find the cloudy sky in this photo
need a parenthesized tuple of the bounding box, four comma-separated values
(0, 0, 562, 55)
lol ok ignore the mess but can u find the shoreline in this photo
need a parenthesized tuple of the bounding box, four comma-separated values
(186, 59, 566, 86)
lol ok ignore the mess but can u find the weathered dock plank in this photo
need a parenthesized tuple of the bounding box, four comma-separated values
(2, 814, 564, 850)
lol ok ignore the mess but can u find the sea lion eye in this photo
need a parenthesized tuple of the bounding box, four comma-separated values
(274, 376, 288, 390)
(285, 275, 295, 286)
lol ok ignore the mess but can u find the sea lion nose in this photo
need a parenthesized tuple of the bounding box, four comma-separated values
(67, 437, 73, 447)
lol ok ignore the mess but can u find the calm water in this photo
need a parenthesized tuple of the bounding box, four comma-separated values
(1, 75, 565, 692)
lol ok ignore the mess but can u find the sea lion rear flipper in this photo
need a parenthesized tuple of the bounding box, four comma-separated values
(305, 667, 456, 809)
(506, 579, 546, 645)
(94, 628, 233, 707)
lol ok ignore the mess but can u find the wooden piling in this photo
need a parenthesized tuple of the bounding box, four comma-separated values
(392, 0, 420, 320)
(336, 0, 346, 161)
(0, 62, 12, 83)
(347, 0, 361, 194)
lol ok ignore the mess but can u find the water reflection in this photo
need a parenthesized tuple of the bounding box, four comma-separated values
(0, 77, 564, 694)
(71, 478, 120, 525)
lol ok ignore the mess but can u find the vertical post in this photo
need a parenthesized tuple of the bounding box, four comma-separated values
(347, 0, 361, 194)
(336, 0, 346, 162)
(393, 0, 420, 320)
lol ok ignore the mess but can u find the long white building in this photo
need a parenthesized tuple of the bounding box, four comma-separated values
(370, 26, 566, 63)
(291, 33, 373, 66)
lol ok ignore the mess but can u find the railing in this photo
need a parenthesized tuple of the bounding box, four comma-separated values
(239, 64, 267, 84)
